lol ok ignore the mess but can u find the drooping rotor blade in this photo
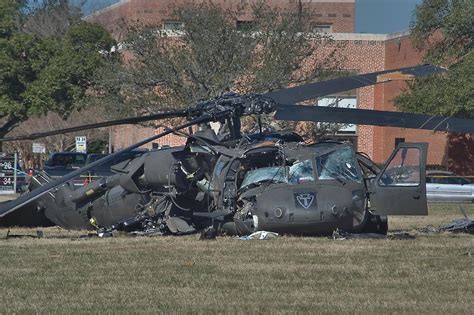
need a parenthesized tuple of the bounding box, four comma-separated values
(0, 110, 188, 142)
(274, 105, 474, 133)
(0, 115, 212, 218)
(264, 64, 446, 104)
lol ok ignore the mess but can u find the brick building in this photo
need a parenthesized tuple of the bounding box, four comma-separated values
(86, 0, 356, 37)
(86, 0, 472, 173)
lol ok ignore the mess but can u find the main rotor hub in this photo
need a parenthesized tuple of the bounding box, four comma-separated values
(189, 93, 276, 122)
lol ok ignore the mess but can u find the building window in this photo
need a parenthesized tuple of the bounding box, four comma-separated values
(343, 14, 352, 18)
(162, 21, 183, 31)
(313, 24, 332, 33)
(160, 21, 184, 37)
(328, 13, 337, 18)
(236, 20, 255, 31)
(317, 96, 357, 135)
(395, 138, 405, 148)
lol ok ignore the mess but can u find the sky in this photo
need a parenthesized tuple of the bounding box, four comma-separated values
(72, 0, 119, 14)
(73, 0, 423, 34)
(355, 0, 423, 34)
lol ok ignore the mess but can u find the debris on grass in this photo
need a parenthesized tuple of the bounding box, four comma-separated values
(237, 231, 279, 240)
(437, 206, 474, 234)
(4, 229, 44, 239)
(331, 229, 416, 240)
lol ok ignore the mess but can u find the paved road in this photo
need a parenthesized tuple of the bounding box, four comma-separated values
(0, 194, 19, 203)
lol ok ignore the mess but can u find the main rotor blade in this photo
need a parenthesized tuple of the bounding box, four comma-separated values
(274, 105, 474, 133)
(0, 111, 188, 142)
(0, 115, 211, 218)
(264, 64, 446, 104)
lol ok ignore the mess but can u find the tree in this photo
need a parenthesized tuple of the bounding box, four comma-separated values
(395, 0, 473, 118)
(0, 0, 115, 149)
(0, 0, 20, 38)
(93, 2, 343, 126)
(21, 0, 83, 38)
(394, 53, 473, 118)
(409, 0, 472, 64)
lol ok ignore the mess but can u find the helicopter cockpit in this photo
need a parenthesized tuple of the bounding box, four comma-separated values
(240, 159, 315, 191)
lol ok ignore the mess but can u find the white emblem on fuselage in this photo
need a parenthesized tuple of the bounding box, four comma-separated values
(296, 193, 314, 209)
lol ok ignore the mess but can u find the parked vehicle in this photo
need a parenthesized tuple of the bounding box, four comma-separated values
(42, 152, 88, 188)
(426, 170, 474, 202)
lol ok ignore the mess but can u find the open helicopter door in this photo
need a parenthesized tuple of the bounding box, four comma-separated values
(369, 143, 428, 216)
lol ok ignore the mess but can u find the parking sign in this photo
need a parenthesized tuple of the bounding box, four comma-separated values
(75, 136, 87, 153)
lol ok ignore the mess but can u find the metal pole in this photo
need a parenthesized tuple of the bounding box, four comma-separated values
(108, 127, 113, 154)
(13, 153, 17, 194)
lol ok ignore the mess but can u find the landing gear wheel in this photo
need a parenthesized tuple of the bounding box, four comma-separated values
(352, 198, 369, 233)
(360, 213, 388, 235)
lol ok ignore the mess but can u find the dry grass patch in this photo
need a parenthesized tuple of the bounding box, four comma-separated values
(0, 203, 473, 314)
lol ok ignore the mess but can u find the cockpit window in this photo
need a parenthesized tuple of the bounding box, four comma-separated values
(316, 146, 362, 182)
(240, 159, 315, 190)
(240, 166, 286, 190)
(378, 147, 420, 186)
(289, 159, 314, 184)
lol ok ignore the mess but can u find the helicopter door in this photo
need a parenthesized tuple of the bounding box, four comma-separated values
(369, 143, 428, 216)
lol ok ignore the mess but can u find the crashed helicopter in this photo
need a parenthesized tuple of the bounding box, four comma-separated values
(1, 64, 473, 236)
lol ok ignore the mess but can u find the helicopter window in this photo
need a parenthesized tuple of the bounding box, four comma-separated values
(316, 146, 361, 182)
(240, 166, 287, 190)
(379, 147, 420, 186)
(288, 159, 315, 184)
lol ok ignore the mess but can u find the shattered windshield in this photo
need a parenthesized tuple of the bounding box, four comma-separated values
(289, 159, 314, 184)
(316, 146, 361, 182)
(240, 159, 315, 190)
(240, 166, 287, 189)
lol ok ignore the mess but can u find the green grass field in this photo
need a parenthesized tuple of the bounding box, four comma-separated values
(1, 204, 473, 314)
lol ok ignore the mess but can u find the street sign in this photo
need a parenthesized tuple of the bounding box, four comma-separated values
(32, 143, 46, 153)
(0, 153, 17, 194)
(75, 136, 87, 153)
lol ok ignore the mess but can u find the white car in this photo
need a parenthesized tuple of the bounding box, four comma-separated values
(426, 171, 474, 202)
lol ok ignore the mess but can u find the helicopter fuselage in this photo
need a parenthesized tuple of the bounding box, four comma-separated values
(20, 129, 428, 236)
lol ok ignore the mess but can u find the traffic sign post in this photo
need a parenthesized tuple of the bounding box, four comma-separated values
(75, 136, 87, 153)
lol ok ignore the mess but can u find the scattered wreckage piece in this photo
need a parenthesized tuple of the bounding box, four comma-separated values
(331, 229, 416, 240)
(438, 218, 474, 234)
(237, 231, 279, 240)
(439, 206, 474, 234)
(4, 229, 44, 239)
(417, 206, 474, 235)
